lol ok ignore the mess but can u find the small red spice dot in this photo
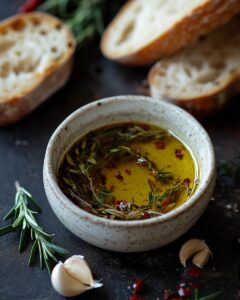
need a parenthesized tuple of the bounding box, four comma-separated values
(183, 178, 191, 185)
(177, 286, 190, 298)
(175, 149, 184, 159)
(187, 265, 203, 278)
(105, 161, 116, 169)
(140, 212, 151, 219)
(133, 279, 144, 293)
(161, 197, 173, 208)
(115, 200, 128, 211)
(154, 140, 166, 149)
(125, 169, 132, 175)
(115, 173, 124, 181)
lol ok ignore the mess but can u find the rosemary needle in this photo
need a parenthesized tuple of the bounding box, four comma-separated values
(0, 182, 69, 274)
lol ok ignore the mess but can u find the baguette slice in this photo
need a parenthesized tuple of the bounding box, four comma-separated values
(0, 12, 76, 126)
(101, 0, 240, 66)
(148, 17, 240, 118)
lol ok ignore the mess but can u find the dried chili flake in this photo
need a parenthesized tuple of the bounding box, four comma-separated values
(177, 286, 190, 298)
(18, 0, 41, 13)
(115, 200, 129, 211)
(162, 197, 173, 208)
(133, 279, 144, 293)
(140, 212, 151, 219)
(115, 173, 124, 181)
(105, 161, 116, 169)
(175, 149, 184, 159)
(186, 265, 203, 278)
(183, 178, 191, 185)
(125, 169, 132, 175)
(154, 140, 166, 149)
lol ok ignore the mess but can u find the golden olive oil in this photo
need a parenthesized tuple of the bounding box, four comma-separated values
(58, 123, 198, 220)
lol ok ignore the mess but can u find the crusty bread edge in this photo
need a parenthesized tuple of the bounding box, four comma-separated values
(149, 63, 240, 118)
(0, 12, 76, 126)
(101, 0, 240, 66)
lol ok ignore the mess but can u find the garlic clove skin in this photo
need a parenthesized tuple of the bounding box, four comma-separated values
(51, 255, 103, 297)
(64, 255, 94, 286)
(179, 239, 211, 267)
(192, 248, 212, 269)
(51, 261, 91, 297)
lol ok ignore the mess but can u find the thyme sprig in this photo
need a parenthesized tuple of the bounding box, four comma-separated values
(0, 182, 69, 274)
(38, 0, 105, 49)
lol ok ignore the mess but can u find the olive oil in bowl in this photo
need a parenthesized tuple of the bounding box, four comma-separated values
(58, 123, 198, 221)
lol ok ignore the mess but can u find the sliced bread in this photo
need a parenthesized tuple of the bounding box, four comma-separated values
(148, 17, 240, 118)
(0, 12, 76, 126)
(101, 0, 240, 66)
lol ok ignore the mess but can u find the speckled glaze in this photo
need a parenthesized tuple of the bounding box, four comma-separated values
(43, 96, 216, 252)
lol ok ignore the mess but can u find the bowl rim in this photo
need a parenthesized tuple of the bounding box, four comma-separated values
(44, 95, 216, 227)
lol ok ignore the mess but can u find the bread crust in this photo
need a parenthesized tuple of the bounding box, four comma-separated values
(101, 0, 240, 66)
(149, 63, 240, 118)
(0, 12, 76, 126)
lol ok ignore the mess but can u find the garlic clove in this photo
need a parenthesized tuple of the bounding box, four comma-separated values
(179, 239, 210, 267)
(51, 261, 91, 297)
(192, 248, 212, 269)
(64, 255, 94, 286)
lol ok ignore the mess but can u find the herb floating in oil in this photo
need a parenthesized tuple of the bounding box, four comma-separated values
(0, 182, 69, 274)
(58, 123, 198, 220)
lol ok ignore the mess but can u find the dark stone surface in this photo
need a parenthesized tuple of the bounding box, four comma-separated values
(0, 1, 239, 299)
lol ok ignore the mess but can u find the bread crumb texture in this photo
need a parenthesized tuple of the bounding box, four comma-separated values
(106, 0, 207, 53)
(0, 14, 74, 103)
(150, 18, 240, 99)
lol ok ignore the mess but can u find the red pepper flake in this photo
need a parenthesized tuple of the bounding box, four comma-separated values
(183, 178, 191, 185)
(115, 173, 124, 181)
(18, 0, 41, 13)
(125, 169, 132, 175)
(133, 279, 144, 293)
(140, 212, 151, 219)
(175, 149, 184, 159)
(154, 140, 166, 149)
(186, 265, 203, 278)
(177, 286, 190, 298)
(161, 197, 173, 208)
(105, 161, 116, 169)
(115, 200, 128, 211)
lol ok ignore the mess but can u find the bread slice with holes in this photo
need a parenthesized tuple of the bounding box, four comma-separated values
(148, 17, 240, 118)
(0, 12, 75, 126)
(101, 0, 240, 66)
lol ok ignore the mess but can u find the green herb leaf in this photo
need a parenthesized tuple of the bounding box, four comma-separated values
(198, 291, 223, 300)
(0, 224, 16, 236)
(0, 182, 69, 274)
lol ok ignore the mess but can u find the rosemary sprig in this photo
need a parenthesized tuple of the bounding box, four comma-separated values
(0, 182, 69, 274)
(195, 289, 223, 300)
(38, 0, 105, 49)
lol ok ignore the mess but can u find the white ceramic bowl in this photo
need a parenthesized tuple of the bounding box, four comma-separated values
(43, 95, 216, 252)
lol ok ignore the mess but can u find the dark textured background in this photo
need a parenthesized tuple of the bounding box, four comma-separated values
(0, 1, 239, 299)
